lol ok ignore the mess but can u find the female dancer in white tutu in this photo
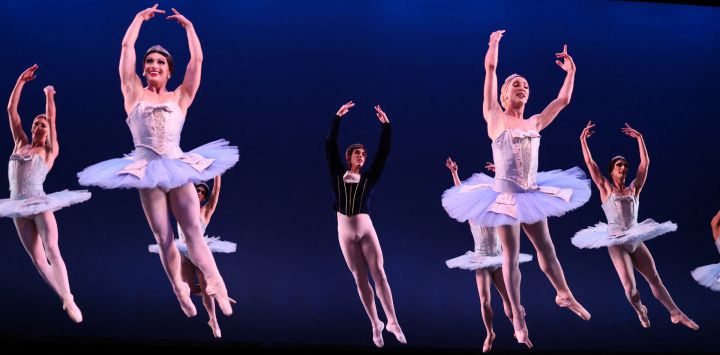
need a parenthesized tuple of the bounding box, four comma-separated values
(326, 101, 405, 348)
(691, 210, 720, 292)
(77, 5, 238, 318)
(442, 30, 591, 347)
(2, 64, 91, 322)
(444, 157, 533, 352)
(574, 121, 697, 329)
(149, 175, 236, 337)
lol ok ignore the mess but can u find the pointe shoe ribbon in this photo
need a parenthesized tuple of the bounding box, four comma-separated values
(555, 296, 591, 321)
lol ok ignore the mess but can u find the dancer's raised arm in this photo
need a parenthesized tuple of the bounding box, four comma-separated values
(43, 85, 59, 167)
(203, 175, 221, 222)
(7, 65, 36, 150)
(536, 44, 575, 131)
(580, 121, 610, 199)
(120, 4, 165, 111)
(483, 30, 504, 136)
(622, 123, 649, 195)
(167, 7, 202, 112)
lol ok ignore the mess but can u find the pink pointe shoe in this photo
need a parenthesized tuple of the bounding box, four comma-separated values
(636, 304, 650, 328)
(555, 295, 591, 321)
(62, 295, 83, 323)
(483, 331, 495, 353)
(174, 283, 197, 317)
(514, 321, 533, 349)
(205, 283, 235, 317)
(670, 312, 699, 330)
(208, 318, 222, 338)
(372, 321, 385, 348)
(385, 322, 407, 344)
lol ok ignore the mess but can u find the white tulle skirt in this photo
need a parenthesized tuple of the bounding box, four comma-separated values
(77, 139, 238, 191)
(446, 251, 533, 271)
(442, 167, 591, 227)
(0, 190, 91, 218)
(691, 263, 720, 292)
(572, 219, 677, 249)
(148, 236, 237, 256)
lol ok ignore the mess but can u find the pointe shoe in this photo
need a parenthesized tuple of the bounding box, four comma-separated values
(555, 296, 591, 321)
(174, 283, 197, 317)
(670, 312, 699, 330)
(205, 285, 234, 316)
(62, 295, 83, 323)
(372, 321, 385, 348)
(636, 304, 650, 328)
(483, 331, 495, 353)
(385, 322, 407, 344)
(208, 318, 222, 338)
(513, 323, 533, 349)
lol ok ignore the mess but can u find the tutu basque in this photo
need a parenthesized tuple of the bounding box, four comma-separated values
(442, 167, 591, 227)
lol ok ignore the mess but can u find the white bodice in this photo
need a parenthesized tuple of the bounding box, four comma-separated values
(8, 153, 47, 199)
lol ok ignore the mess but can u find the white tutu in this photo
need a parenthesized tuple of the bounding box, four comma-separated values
(78, 139, 238, 191)
(571, 219, 676, 249)
(691, 263, 720, 292)
(446, 251, 533, 271)
(148, 236, 237, 256)
(0, 190, 91, 218)
(442, 167, 591, 227)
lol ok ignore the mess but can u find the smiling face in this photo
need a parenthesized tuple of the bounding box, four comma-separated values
(500, 75, 529, 110)
(143, 52, 172, 86)
(31, 115, 49, 142)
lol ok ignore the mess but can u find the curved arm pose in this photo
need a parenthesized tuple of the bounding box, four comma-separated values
(1, 65, 91, 323)
(574, 121, 698, 329)
(444, 157, 534, 353)
(77, 5, 239, 319)
(442, 30, 591, 347)
(326, 101, 405, 348)
(690, 210, 720, 293)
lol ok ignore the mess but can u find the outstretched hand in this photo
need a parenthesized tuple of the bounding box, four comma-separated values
(336, 101, 355, 117)
(489, 30, 505, 46)
(621, 123, 642, 139)
(555, 44, 576, 73)
(580, 120, 595, 140)
(485, 162, 495, 173)
(43, 85, 56, 95)
(445, 157, 458, 173)
(19, 64, 38, 82)
(374, 105, 389, 123)
(137, 3, 165, 21)
(167, 8, 191, 28)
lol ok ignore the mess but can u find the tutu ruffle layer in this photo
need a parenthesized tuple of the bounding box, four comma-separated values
(446, 251, 533, 271)
(442, 167, 590, 226)
(148, 236, 237, 255)
(691, 263, 720, 292)
(572, 219, 676, 249)
(0, 190, 91, 218)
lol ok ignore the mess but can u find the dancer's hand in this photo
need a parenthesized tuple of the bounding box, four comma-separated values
(137, 3, 165, 21)
(555, 44, 576, 73)
(167, 7, 191, 28)
(18, 64, 38, 82)
(489, 30, 505, 46)
(336, 101, 354, 117)
(485, 162, 495, 172)
(374, 105, 389, 123)
(445, 157, 458, 173)
(580, 120, 595, 141)
(43, 85, 55, 96)
(621, 123, 642, 139)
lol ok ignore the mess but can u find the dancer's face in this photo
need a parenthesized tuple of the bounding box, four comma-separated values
(143, 53, 171, 86)
(348, 148, 367, 170)
(31, 116, 48, 141)
(611, 159, 628, 179)
(504, 77, 529, 108)
(196, 186, 207, 203)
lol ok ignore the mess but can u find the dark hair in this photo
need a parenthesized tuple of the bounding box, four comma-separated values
(143, 45, 174, 73)
(345, 143, 365, 165)
(608, 156, 628, 175)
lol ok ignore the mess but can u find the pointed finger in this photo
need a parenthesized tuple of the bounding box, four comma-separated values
(172, 7, 180, 15)
(563, 44, 568, 53)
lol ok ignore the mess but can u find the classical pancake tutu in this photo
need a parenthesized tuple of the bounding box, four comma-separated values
(442, 167, 590, 227)
(571, 219, 676, 249)
(77, 139, 238, 191)
(0, 190, 91, 218)
(691, 263, 720, 292)
(149, 236, 237, 255)
(446, 251, 533, 271)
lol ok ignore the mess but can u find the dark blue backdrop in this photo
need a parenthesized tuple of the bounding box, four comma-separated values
(0, 0, 718, 353)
